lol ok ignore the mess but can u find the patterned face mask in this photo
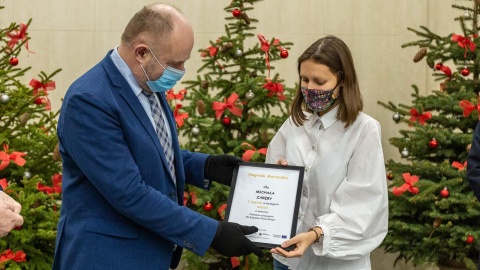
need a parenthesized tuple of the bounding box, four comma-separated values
(300, 82, 340, 112)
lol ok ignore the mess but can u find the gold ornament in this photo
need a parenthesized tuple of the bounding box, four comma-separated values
(197, 99, 206, 115)
(467, 143, 472, 153)
(413, 47, 427, 63)
(220, 42, 233, 53)
(433, 218, 442, 228)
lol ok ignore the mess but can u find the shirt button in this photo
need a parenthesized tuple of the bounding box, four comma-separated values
(305, 167, 309, 172)
(303, 189, 308, 196)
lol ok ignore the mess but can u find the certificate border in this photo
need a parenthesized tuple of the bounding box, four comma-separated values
(224, 162, 304, 250)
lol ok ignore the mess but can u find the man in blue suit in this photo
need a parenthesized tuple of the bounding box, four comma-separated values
(53, 3, 262, 269)
(467, 121, 480, 270)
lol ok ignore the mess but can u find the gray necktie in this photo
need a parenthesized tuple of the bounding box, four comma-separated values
(143, 91, 176, 184)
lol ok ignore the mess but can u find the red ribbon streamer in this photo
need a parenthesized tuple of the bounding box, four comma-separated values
(183, 191, 189, 206)
(440, 65, 452, 77)
(452, 161, 467, 170)
(273, 38, 285, 51)
(173, 104, 188, 127)
(7, 23, 33, 53)
(262, 81, 286, 101)
(231, 257, 241, 268)
(452, 34, 477, 58)
(189, 191, 197, 205)
(37, 174, 62, 194)
(0, 178, 7, 190)
(0, 145, 26, 171)
(459, 100, 480, 117)
(409, 108, 431, 126)
(212, 93, 243, 119)
(241, 142, 267, 162)
(218, 203, 227, 220)
(392, 173, 419, 196)
(257, 34, 271, 78)
(166, 89, 187, 101)
(0, 249, 27, 263)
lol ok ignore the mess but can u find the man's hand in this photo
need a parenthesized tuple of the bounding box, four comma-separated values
(0, 192, 23, 237)
(210, 221, 263, 257)
(204, 155, 243, 186)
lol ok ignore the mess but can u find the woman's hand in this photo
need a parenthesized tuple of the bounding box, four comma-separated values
(270, 228, 321, 258)
(277, 158, 288, 166)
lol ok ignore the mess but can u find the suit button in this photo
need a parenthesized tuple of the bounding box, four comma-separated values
(169, 191, 176, 199)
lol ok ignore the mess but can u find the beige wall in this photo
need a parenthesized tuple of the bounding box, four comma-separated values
(0, 0, 471, 269)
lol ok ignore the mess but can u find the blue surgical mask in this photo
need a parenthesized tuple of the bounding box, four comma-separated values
(140, 47, 185, 93)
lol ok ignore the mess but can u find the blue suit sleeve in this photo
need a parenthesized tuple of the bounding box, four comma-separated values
(467, 121, 480, 201)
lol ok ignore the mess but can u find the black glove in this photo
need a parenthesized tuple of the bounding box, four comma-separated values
(210, 221, 263, 258)
(204, 154, 243, 186)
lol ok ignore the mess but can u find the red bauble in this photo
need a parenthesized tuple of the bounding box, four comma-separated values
(280, 50, 289, 59)
(461, 68, 470, 76)
(9, 57, 18, 66)
(466, 235, 475, 244)
(34, 98, 44, 105)
(232, 8, 242, 17)
(440, 187, 449, 198)
(429, 138, 438, 149)
(435, 63, 443, 70)
(222, 116, 232, 126)
(203, 201, 213, 211)
(386, 172, 394, 180)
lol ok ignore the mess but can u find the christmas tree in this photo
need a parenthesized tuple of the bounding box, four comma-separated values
(378, 1, 480, 269)
(0, 6, 62, 270)
(167, 0, 294, 268)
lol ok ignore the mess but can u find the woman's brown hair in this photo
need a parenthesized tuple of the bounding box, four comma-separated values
(290, 35, 363, 128)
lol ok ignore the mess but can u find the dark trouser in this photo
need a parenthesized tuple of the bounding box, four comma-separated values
(273, 259, 289, 270)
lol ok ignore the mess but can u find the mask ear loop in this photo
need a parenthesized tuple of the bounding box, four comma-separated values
(332, 71, 344, 99)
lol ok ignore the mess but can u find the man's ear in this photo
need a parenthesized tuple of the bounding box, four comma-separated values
(134, 45, 149, 62)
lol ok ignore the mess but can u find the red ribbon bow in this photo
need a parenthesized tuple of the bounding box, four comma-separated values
(273, 38, 285, 51)
(0, 249, 27, 263)
(241, 142, 267, 162)
(452, 161, 467, 170)
(0, 145, 26, 171)
(392, 173, 419, 196)
(201, 45, 218, 58)
(409, 108, 431, 126)
(0, 178, 7, 190)
(452, 33, 477, 58)
(173, 104, 188, 127)
(37, 174, 62, 194)
(7, 23, 33, 53)
(189, 191, 197, 205)
(212, 93, 243, 119)
(166, 89, 187, 101)
(29, 79, 56, 96)
(459, 100, 480, 117)
(257, 34, 271, 78)
(183, 191, 189, 206)
(262, 81, 286, 101)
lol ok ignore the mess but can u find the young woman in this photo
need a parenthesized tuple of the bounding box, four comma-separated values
(267, 35, 388, 270)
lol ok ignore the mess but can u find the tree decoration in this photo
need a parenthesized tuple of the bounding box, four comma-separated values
(386, 171, 394, 180)
(196, 99, 205, 115)
(413, 47, 427, 62)
(392, 112, 401, 123)
(409, 108, 431, 126)
(435, 63, 443, 70)
(0, 93, 10, 104)
(401, 148, 409, 158)
(451, 33, 477, 58)
(433, 218, 442, 228)
(440, 187, 450, 198)
(222, 116, 232, 126)
(440, 65, 452, 77)
(428, 138, 438, 149)
(203, 201, 213, 211)
(23, 171, 32, 179)
(212, 92, 243, 119)
(53, 143, 61, 161)
(452, 161, 467, 171)
(459, 100, 480, 117)
(466, 235, 475, 244)
(246, 90, 255, 100)
(464, 11, 472, 19)
(461, 67, 470, 76)
(235, 48, 243, 57)
(280, 50, 289, 59)
(173, 104, 188, 127)
(241, 142, 267, 162)
(240, 12, 251, 24)
(232, 8, 241, 17)
(392, 173, 420, 196)
(220, 42, 233, 53)
(191, 125, 200, 136)
(467, 143, 472, 153)
(9, 57, 18, 66)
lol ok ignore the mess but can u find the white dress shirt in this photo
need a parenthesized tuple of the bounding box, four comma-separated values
(266, 106, 388, 270)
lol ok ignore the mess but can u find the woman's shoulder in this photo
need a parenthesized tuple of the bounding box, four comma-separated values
(353, 112, 381, 129)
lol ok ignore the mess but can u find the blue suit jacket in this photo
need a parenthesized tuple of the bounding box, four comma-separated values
(53, 51, 218, 270)
(468, 121, 480, 201)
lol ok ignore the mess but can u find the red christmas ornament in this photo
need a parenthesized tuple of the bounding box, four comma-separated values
(232, 8, 242, 17)
(203, 201, 213, 211)
(461, 68, 470, 76)
(435, 63, 443, 70)
(280, 50, 289, 59)
(386, 172, 394, 180)
(9, 57, 18, 66)
(440, 187, 450, 198)
(429, 138, 438, 149)
(222, 116, 232, 126)
(466, 235, 475, 244)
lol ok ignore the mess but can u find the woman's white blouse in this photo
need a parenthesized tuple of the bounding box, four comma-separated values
(266, 107, 388, 270)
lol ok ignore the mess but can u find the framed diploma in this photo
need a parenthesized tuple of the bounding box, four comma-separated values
(224, 162, 304, 250)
